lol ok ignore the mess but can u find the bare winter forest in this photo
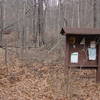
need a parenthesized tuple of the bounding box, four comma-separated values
(0, 0, 100, 100)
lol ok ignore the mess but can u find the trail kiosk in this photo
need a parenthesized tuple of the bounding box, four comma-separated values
(60, 27, 100, 82)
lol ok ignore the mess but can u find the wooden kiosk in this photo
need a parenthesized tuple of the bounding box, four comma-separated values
(60, 27, 100, 82)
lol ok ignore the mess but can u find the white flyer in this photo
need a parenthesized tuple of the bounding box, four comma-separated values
(88, 48, 96, 60)
(71, 52, 78, 63)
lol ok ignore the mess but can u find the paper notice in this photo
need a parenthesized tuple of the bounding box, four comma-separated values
(88, 48, 96, 60)
(71, 52, 78, 63)
(90, 41, 96, 48)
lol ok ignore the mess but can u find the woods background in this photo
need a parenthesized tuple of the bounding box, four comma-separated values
(0, 1, 100, 100)
(0, 0, 100, 64)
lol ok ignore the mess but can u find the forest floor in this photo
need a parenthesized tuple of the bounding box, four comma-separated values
(0, 48, 100, 100)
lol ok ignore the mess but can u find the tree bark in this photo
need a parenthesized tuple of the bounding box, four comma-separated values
(0, 0, 4, 47)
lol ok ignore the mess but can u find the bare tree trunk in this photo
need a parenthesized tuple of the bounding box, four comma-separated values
(15, 0, 20, 56)
(71, 0, 74, 27)
(37, 0, 44, 47)
(21, 2, 26, 61)
(16, 0, 20, 43)
(77, 0, 80, 28)
(59, 0, 64, 28)
(93, 0, 96, 28)
(32, 0, 37, 47)
(0, 0, 4, 47)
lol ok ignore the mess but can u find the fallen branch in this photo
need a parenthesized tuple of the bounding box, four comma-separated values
(48, 38, 63, 54)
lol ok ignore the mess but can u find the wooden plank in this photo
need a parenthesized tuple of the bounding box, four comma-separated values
(69, 65, 98, 68)
(60, 27, 100, 35)
(64, 36, 69, 97)
(65, 35, 69, 69)
(96, 44, 100, 82)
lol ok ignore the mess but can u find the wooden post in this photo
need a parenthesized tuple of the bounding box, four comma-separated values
(66, 35, 69, 69)
(64, 35, 69, 97)
(96, 44, 100, 82)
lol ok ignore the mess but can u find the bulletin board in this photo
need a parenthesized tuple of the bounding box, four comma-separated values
(67, 35, 98, 68)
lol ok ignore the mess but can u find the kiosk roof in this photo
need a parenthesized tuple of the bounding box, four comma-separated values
(60, 27, 100, 35)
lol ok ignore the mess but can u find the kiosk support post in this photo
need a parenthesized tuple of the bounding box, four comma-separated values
(96, 44, 100, 82)
(64, 36, 70, 98)
(65, 36, 69, 69)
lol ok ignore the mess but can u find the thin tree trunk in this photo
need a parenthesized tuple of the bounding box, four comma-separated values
(71, 0, 74, 27)
(37, 0, 44, 47)
(93, 0, 96, 28)
(16, 0, 20, 56)
(32, 0, 36, 47)
(21, 2, 26, 62)
(0, 0, 4, 47)
(77, 0, 80, 28)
